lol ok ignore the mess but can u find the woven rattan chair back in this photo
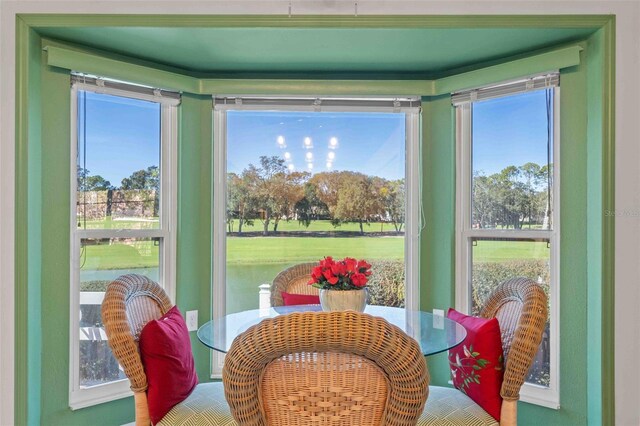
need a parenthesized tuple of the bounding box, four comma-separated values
(261, 352, 389, 425)
(223, 311, 429, 426)
(479, 277, 547, 425)
(270, 263, 319, 307)
(102, 274, 173, 425)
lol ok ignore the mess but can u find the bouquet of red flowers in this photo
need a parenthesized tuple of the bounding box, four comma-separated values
(308, 256, 372, 290)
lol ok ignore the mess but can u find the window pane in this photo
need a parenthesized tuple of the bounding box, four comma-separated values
(226, 111, 406, 314)
(77, 91, 161, 230)
(78, 237, 160, 388)
(472, 90, 554, 230)
(471, 238, 551, 387)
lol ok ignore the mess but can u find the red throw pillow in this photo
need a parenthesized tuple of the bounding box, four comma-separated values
(281, 291, 320, 306)
(139, 306, 198, 425)
(447, 308, 504, 421)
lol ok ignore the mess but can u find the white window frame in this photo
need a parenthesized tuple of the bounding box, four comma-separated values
(69, 81, 178, 410)
(455, 81, 561, 409)
(211, 97, 422, 378)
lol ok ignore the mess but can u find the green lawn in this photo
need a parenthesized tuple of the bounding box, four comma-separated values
(81, 240, 159, 270)
(80, 235, 549, 271)
(79, 234, 549, 313)
(227, 236, 404, 264)
(473, 240, 549, 262)
(78, 217, 159, 230)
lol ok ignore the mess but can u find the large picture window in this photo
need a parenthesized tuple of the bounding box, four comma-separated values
(455, 75, 560, 408)
(69, 77, 178, 409)
(212, 97, 421, 375)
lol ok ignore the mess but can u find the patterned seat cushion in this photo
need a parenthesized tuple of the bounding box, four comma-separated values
(418, 386, 499, 426)
(158, 382, 237, 426)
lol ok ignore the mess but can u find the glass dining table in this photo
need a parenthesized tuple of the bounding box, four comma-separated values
(197, 304, 466, 356)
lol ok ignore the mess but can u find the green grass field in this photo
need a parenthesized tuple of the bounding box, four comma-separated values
(79, 229, 549, 313)
(80, 235, 548, 271)
(473, 240, 549, 263)
(79, 217, 159, 230)
(226, 236, 404, 264)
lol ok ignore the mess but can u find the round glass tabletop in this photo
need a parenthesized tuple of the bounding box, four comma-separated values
(197, 305, 466, 356)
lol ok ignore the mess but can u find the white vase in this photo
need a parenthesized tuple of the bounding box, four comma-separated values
(319, 288, 368, 312)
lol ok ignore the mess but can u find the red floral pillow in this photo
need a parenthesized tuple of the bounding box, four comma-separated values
(281, 291, 320, 306)
(139, 306, 198, 425)
(448, 308, 504, 421)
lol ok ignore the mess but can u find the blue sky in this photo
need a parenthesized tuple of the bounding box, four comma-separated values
(79, 91, 160, 186)
(227, 111, 405, 181)
(473, 89, 552, 175)
(81, 89, 551, 184)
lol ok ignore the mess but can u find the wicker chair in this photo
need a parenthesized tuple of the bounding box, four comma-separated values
(419, 277, 548, 426)
(270, 263, 319, 307)
(101, 274, 234, 426)
(223, 310, 430, 425)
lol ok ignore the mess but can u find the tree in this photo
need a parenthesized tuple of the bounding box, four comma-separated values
(519, 162, 543, 228)
(77, 167, 113, 191)
(242, 156, 308, 236)
(295, 182, 330, 228)
(120, 166, 159, 191)
(309, 171, 352, 216)
(121, 166, 160, 217)
(380, 179, 405, 231)
(270, 170, 308, 232)
(539, 163, 554, 229)
(227, 172, 258, 233)
(472, 172, 496, 228)
(333, 174, 381, 234)
(472, 162, 551, 230)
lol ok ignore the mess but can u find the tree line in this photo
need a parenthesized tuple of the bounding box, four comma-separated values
(473, 162, 552, 229)
(227, 156, 405, 235)
(78, 165, 160, 216)
(78, 158, 551, 231)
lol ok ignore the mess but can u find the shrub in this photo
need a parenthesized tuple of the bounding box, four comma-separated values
(472, 259, 551, 387)
(471, 259, 550, 317)
(80, 280, 111, 292)
(367, 259, 405, 307)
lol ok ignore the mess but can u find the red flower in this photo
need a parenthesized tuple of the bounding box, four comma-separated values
(331, 262, 347, 277)
(320, 256, 335, 269)
(308, 266, 325, 285)
(309, 256, 372, 289)
(323, 269, 339, 285)
(344, 257, 358, 273)
(351, 273, 368, 287)
(357, 259, 371, 272)
(312, 266, 323, 278)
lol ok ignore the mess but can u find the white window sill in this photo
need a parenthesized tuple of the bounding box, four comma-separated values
(69, 380, 132, 411)
(520, 383, 560, 410)
(446, 380, 560, 410)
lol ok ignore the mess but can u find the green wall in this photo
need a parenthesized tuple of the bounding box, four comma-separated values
(176, 93, 214, 381)
(420, 38, 611, 425)
(18, 34, 217, 426)
(15, 19, 612, 426)
(420, 94, 456, 387)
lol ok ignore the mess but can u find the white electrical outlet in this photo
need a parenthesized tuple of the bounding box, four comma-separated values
(433, 308, 445, 329)
(186, 310, 198, 332)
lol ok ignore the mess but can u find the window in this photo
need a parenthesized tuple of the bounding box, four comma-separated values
(212, 97, 421, 375)
(69, 77, 178, 409)
(455, 75, 560, 408)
